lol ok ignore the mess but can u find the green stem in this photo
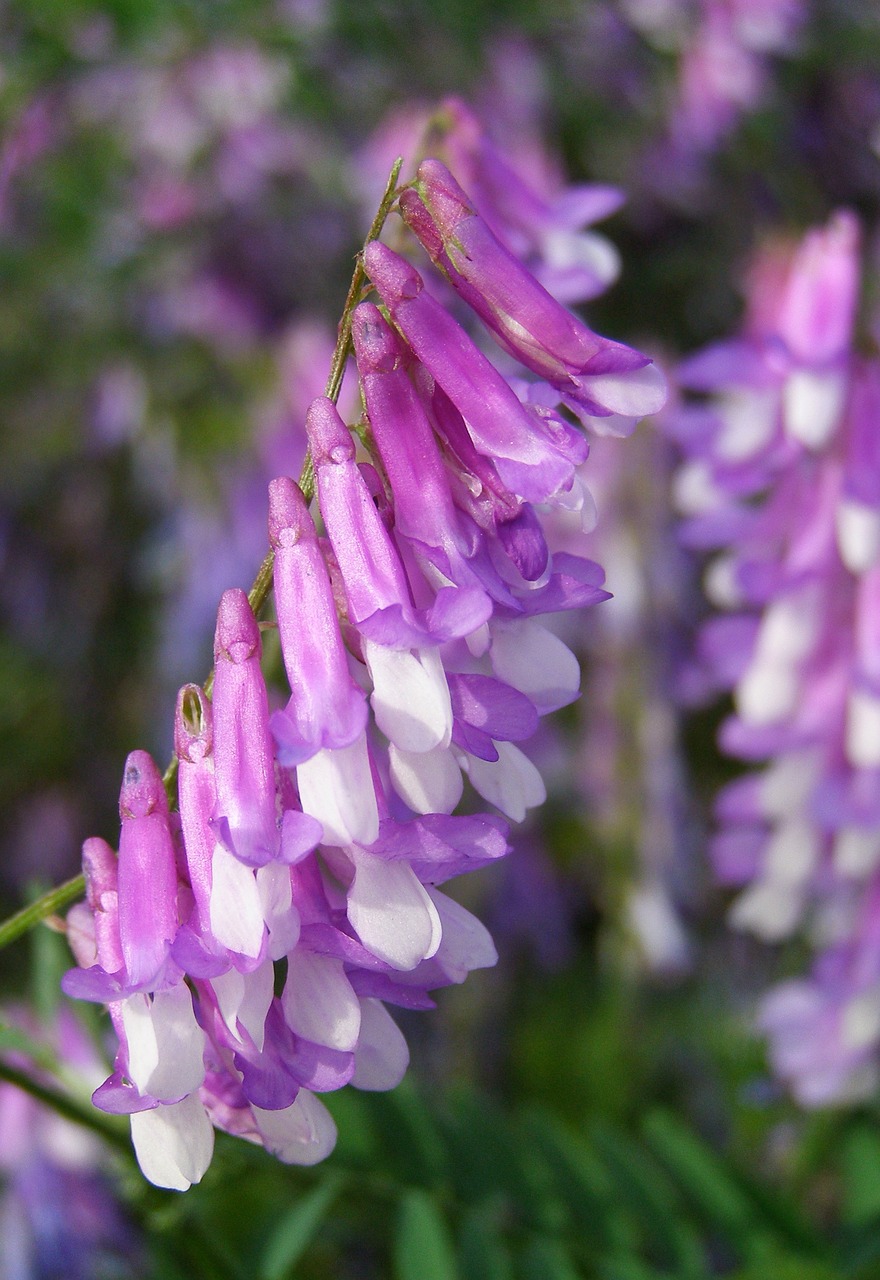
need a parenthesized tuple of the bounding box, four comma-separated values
(161, 157, 402, 804)
(0, 875, 85, 951)
(324, 154, 404, 406)
(0, 157, 406, 951)
(0, 1055, 131, 1153)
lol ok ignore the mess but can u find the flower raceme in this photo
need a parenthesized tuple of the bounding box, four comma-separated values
(63, 145, 665, 1188)
(668, 210, 880, 1104)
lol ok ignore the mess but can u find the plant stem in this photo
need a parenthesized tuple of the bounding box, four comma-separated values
(0, 875, 85, 951)
(0, 1055, 131, 1153)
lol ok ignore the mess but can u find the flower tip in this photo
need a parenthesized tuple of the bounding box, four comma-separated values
(413, 157, 472, 234)
(363, 241, 423, 304)
(305, 396, 356, 466)
(268, 475, 312, 549)
(82, 835, 118, 906)
(351, 302, 403, 374)
(214, 588, 260, 664)
(174, 683, 213, 761)
(119, 750, 166, 820)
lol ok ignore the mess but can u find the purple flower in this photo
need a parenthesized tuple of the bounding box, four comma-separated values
(212, 588, 322, 867)
(268, 475, 369, 764)
(364, 242, 581, 502)
(116, 752, 180, 991)
(399, 159, 665, 428)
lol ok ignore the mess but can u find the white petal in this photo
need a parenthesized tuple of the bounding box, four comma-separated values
(736, 659, 799, 725)
(347, 851, 442, 970)
(626, 881, 690, 974)
(846, 689, 880, 767)
(256, 863, 300, 960)
(764, 818, 821, 883)
(541, 227, 620, 292)
(130, 1095, 214, 1191)
(729, 879, 805, 941)
(211, 961, 274, 1051)
(209, 843, 265, 958)
(837, 499, 880, 574)
(704, 555, 743, 608)
(490, 619, 580, 713)
(122, 984, 208, 1102)
(144, 984, 207, 1100)
(388, 742, 463, 814)
(252, 1091, 337, 1166)
(462, 741, 546, 823)
(365, 642, 453, 752)
(759, 750, 822, 817)
(716, 389, 778, 461)
(282, 951, 361, 1051)
(586, 361, 667, 418)
(428, 887, 497, 980)
(120, 994, 158, 1095)
(760, 592, 820, 663)
(297, 735, 379, 848)
(783, 369, 846, 449)
(842, 986, 880, 1052)
(834, 827, 880, 876)
(351, 998, 409, 1091)
(672, 459, 723, 516)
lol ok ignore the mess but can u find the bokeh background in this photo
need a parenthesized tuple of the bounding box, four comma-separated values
(5, 1, 880, 1276)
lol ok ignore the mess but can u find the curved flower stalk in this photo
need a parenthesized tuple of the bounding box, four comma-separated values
(61, 147, 665, 1188)
(360, 94, 625, 308)
(667, 209, 880, 1102)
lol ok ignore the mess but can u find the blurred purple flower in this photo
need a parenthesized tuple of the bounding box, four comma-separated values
(667, 209, 880, 1100)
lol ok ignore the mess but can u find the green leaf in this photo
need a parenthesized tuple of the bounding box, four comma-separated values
(258, 1172, 343, 1280)
(598, 1259, 674, 1280)
(394, 1189, 458, 1280)
(443, 1092, 561, 1234)
(458, 1202, 513, 1280)
(518, 1236, 582, 1280)
(643, 1110, 759, 1247)
(841, 1123, 880, 1225)
(523, 1111, 634, 1257)
(727, 1252, 838, 1280)
(366, 1082, 449, 1188)
(590, 1121, 704, 1277)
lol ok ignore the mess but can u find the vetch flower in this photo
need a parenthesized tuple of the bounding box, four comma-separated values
(399, 159, 666, 429)
(64, 125, 659, 1186)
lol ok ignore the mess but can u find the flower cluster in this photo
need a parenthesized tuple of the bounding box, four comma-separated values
(667, 210, 880, 1102)
(63, 147, 663, 1189)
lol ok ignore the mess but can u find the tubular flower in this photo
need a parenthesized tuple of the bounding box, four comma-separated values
(668, 210, 880, 1103)
(64, 124, 664, 1187)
